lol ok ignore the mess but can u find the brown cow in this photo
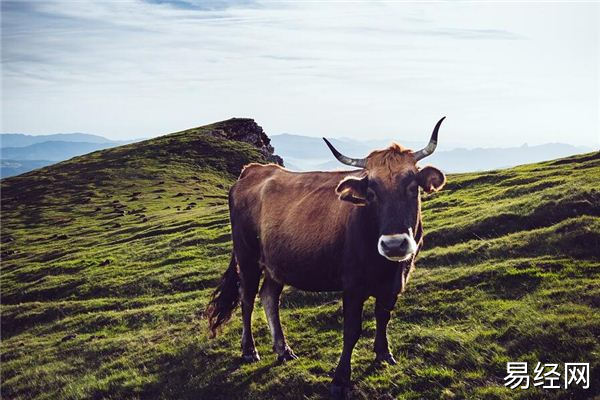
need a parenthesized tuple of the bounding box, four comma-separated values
(206, 117, 447, 398)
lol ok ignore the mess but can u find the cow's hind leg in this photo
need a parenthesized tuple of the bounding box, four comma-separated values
(260, 275, 297, 362)
(238, 256, 261, 363)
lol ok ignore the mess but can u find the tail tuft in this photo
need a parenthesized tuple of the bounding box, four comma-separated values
(205, 253, 240, 338)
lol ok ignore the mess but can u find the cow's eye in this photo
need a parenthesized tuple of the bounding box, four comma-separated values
(406, 184, 418, 197)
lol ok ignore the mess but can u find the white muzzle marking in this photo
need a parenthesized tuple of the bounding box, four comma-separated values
(377, 229, 417, 262)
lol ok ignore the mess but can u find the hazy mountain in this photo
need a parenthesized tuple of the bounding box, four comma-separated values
(0, 141, 122, 162)
(0, 160, 55, 178)
(417, 143, 596, 173)
(1, 131, 594, 178)
(271, 134, 594, 172)
(0, 133, 129, 147)
(271, 134, 424, 169)
(0, 133, 143, 178)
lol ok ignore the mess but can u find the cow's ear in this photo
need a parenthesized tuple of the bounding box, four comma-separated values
(336, 175, 369, 206)
(417, 166, 446, 193)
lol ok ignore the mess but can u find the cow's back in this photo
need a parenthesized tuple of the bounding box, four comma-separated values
(229, 163, 362, 290)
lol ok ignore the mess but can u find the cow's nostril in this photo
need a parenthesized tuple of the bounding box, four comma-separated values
(382, 237, 407, 253)
(397, 238, 408, 251)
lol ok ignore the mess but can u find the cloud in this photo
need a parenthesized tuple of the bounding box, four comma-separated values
(143, 0, 256, 11)
(1, 1, 597, 148)
(1, 0, 520, 87)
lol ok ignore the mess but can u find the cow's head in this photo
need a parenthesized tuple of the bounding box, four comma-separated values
(324, 117, 446, 262)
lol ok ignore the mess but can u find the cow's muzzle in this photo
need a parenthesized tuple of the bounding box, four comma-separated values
(377, 232, 417, 262)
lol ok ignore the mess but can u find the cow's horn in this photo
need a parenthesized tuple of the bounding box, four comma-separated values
(323, 138, 367, 168)
(412, 116, 445, 162)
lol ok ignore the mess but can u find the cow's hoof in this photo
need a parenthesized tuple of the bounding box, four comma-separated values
(241, 351, 260, 363)
(329, 383, 350, 399)
(375, 352, 397, 365)
(277, 348, 298, 363)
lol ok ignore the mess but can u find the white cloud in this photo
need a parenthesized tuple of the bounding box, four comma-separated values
(1, 0, 598, 148)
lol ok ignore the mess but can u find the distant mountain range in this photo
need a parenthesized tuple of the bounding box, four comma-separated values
(0, 133, 126, 147)
(0, 133, 142, 178)
(1, 141, 125, 161)
(270, 133, 595, 173)
(0, 160, 56, 177)
(0, 131, 594, 178)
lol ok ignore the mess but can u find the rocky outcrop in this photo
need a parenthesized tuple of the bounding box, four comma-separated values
(206, 118, 284, 166)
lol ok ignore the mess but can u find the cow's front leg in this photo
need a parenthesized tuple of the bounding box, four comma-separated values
(373, 298, 397, 365)
(331, 291, 365, 399)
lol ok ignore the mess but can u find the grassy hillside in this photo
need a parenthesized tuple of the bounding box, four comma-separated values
(1, 120, 599, 400)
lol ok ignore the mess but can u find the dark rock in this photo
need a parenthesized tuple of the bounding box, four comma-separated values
(205, 118, 284, 165)
(56, 234, 68, 240)
(99, 259, 111, 266)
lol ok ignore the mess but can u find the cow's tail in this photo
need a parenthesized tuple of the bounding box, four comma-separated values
(205, 252, 240, 338)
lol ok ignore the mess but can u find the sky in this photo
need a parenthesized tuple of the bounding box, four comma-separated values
(1, 0, 599, 148)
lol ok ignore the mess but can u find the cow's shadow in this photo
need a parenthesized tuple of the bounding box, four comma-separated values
(138, 337, 333, 400)
(138, 342, 278, 399)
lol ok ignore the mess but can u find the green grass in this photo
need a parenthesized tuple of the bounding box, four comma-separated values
(1, 121, 599, 399)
